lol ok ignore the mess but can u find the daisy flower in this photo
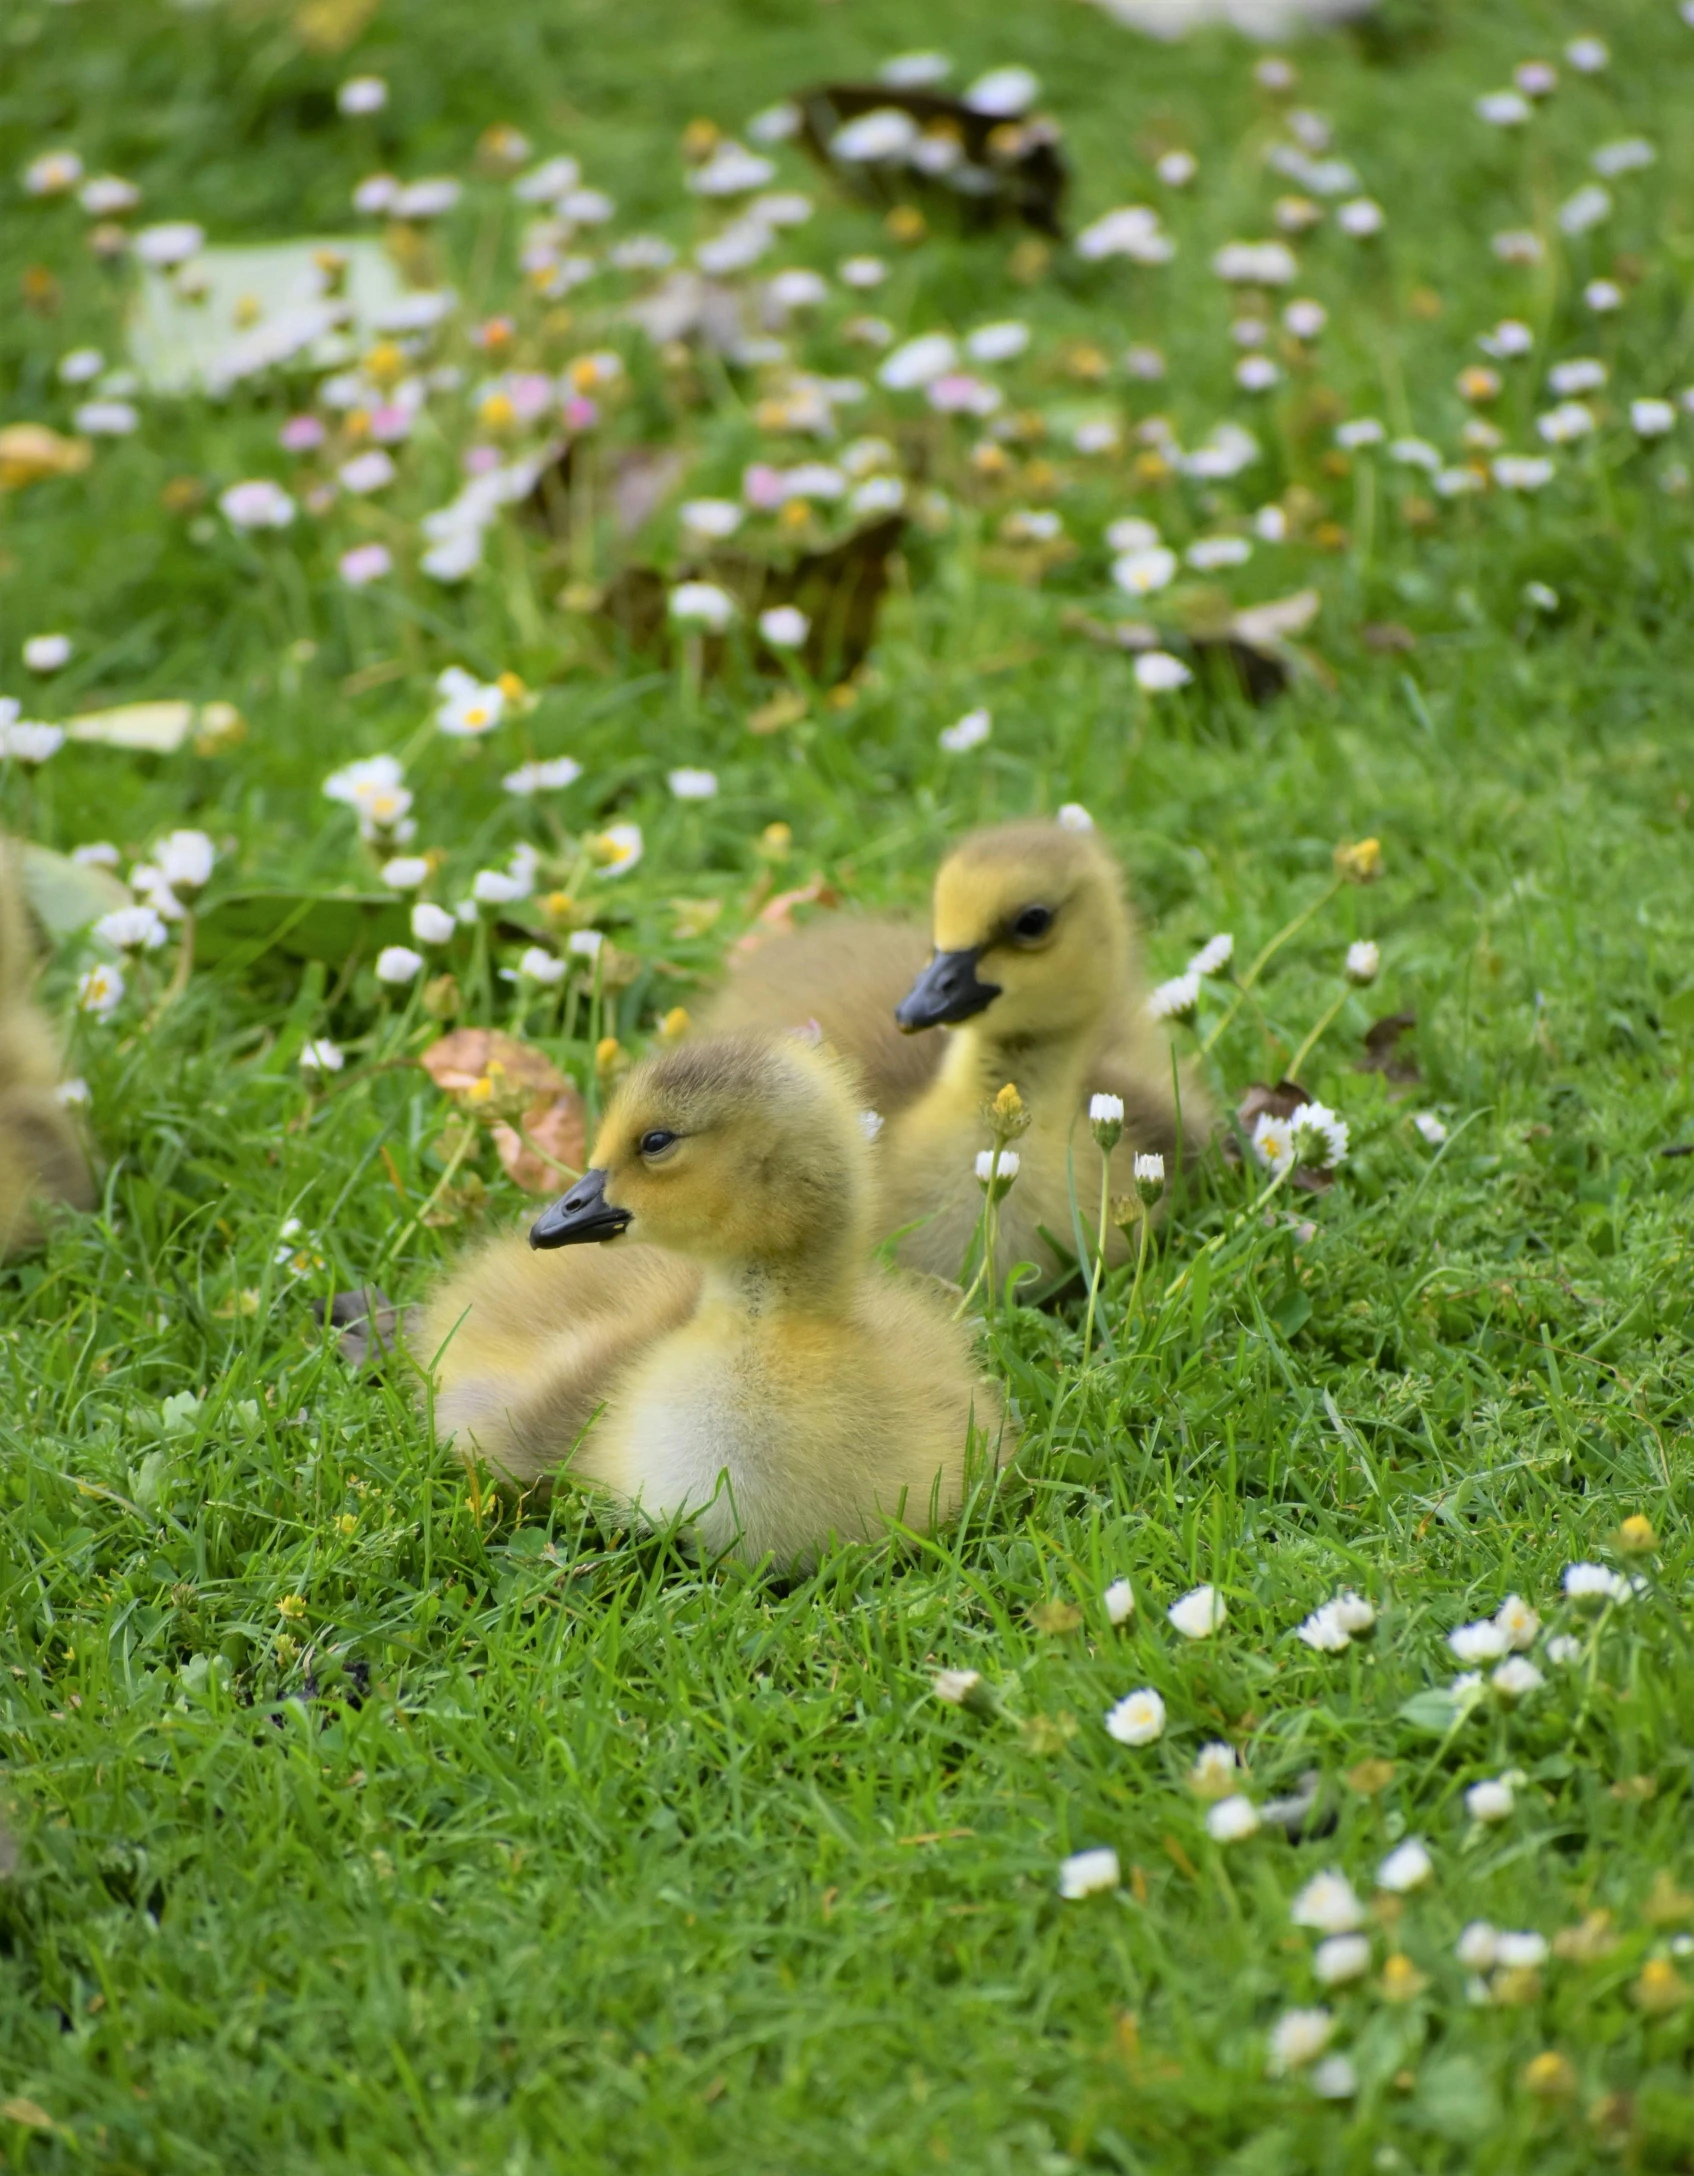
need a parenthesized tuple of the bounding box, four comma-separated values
(1168, 1585, 1225, 1639)
(1057, 1848, 1119, 1900)
(1135, 652, 1191, 693)
(375, 945, 424, 985)
(77, 963, 126, 1018)
(1267, 2009, 1333, 2074)
(1292, 1872, 1364, 1933)
(668, 581, 738, 632)
(1105, 1688, 1166, 1746)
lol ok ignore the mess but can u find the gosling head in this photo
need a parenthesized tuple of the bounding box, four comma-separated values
(529, 1032, 871, 1275)
(895, 820, 1134, 1045)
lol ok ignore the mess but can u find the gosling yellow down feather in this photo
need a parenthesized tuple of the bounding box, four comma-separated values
(443, 1032, 1010, 1568)
(420, 1232, 699, 1492)
(699, 819, 1207, 1281)
(0, 835, 94, 1259)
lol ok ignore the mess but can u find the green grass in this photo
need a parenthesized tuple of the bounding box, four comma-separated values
(4, 0, 1694, 2168)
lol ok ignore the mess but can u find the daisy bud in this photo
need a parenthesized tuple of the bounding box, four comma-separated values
(1148, 970, 1200, 1025)
(1333, 837, 1384, 884)
(1103, 1578, 1135, 1625)
(1617, 1514, 1656, 1553)
(985, 1080, 1030, 1143)
(975, 1147, 1020, 1199)
(1133, 1151, 1166, 1206)
(299, 1038, 345, 1084)
(1345, 939, 1380, 985)
(1089, 1091, 1125, 1153)
(422, 973, 461, 1020)
(932, 1668, 997, 1716)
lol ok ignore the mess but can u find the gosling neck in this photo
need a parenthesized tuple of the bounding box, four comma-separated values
(700, 1213, 868, 1320)
(936, 1012, 1094, 1121)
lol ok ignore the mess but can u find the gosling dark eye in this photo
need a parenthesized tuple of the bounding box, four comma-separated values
(638, 1129, 677, 1157)
(1011, 904, 1055, 943)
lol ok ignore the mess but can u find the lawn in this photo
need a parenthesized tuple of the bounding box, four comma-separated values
(2, 0, 1694, 2168)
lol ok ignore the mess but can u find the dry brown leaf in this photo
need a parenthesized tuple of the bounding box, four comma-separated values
(728, 880, 840, 962)
(1552, 1910, 1619, 1963)
(492, 1092, 588, 1195)
(294, 0, 379, 52)
(1028, 1599, 1083, 1636)
(419, 1029, 566, 1102)
(0, 423, 91, 490)
(67, 700, 196, 754)
(0, 2099, 53, 2130)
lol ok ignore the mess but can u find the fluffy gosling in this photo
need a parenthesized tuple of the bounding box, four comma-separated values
(420, 1232, 699, 1492)
(700, 820, 1203, 1282)
(523, 1032, 1010, 1568)
(882, 820, 1205, 1280)
(0, 836, 94, 1259)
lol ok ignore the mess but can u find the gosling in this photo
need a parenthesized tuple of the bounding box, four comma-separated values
(513, 1032, 1010, 1568)
(420, 1230, 700, 1493)
(0, 835, 94, 1259)
(700, 820, 1204, 1282)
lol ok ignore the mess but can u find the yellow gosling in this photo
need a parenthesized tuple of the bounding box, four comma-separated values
(521, 1032, 1010, 1568)
(882, 820, 1206, 1281)
(0, 836, 94, 1260)
(698, 819, 1205, 1283)
(420, 1236, 699, 1492)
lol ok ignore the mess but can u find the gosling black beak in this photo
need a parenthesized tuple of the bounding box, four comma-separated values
(895, 947, 1002, 1033)
(528, 1167, 632, 1249)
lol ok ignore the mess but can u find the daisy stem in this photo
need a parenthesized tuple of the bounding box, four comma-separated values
(1285, 983, 1352, 1086)
(955, 1147, 1003, 1324)
(1080, 1149, 1112, 1365)
(1202, 876, 1344, 1054)
(1124, 1203, 1153, 1338)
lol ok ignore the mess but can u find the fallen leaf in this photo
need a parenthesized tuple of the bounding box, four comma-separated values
(1260, 1770, 1332, 1840)
(293, 0, 379, 53)
(795, 82, 1068, 237)
(525, 442, 687, 543)
(328, 1287, 419, 1370)
(670, 897, 724, 940)
(67, 700, 195, 753)
(0, 423, 91, 490)
(1358, 1010, 1421, 1090)
(625, 270, 748, 354)
(491, 1090, 588, 1194)
(749, 689, 808, 736)
(1360, 621, 1418, 653)
(1645, 1870, 1694, 1925)
(1553, 1911, 1619, 1963)
(20, 843, 131, 935)
(1227, 1080, 1332, 1192)
(1027, 1599, 1083, 1635)
(596, 514, 906, 683)
(1191, 590, 1327, 703)
(0, 2099, 53, 2130)
(728, 880, 841, 962)
(1344, 1757, 1395, 1796)
(1019, 1712, 1079, 1754)
(419, 1029, 567, 1102)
